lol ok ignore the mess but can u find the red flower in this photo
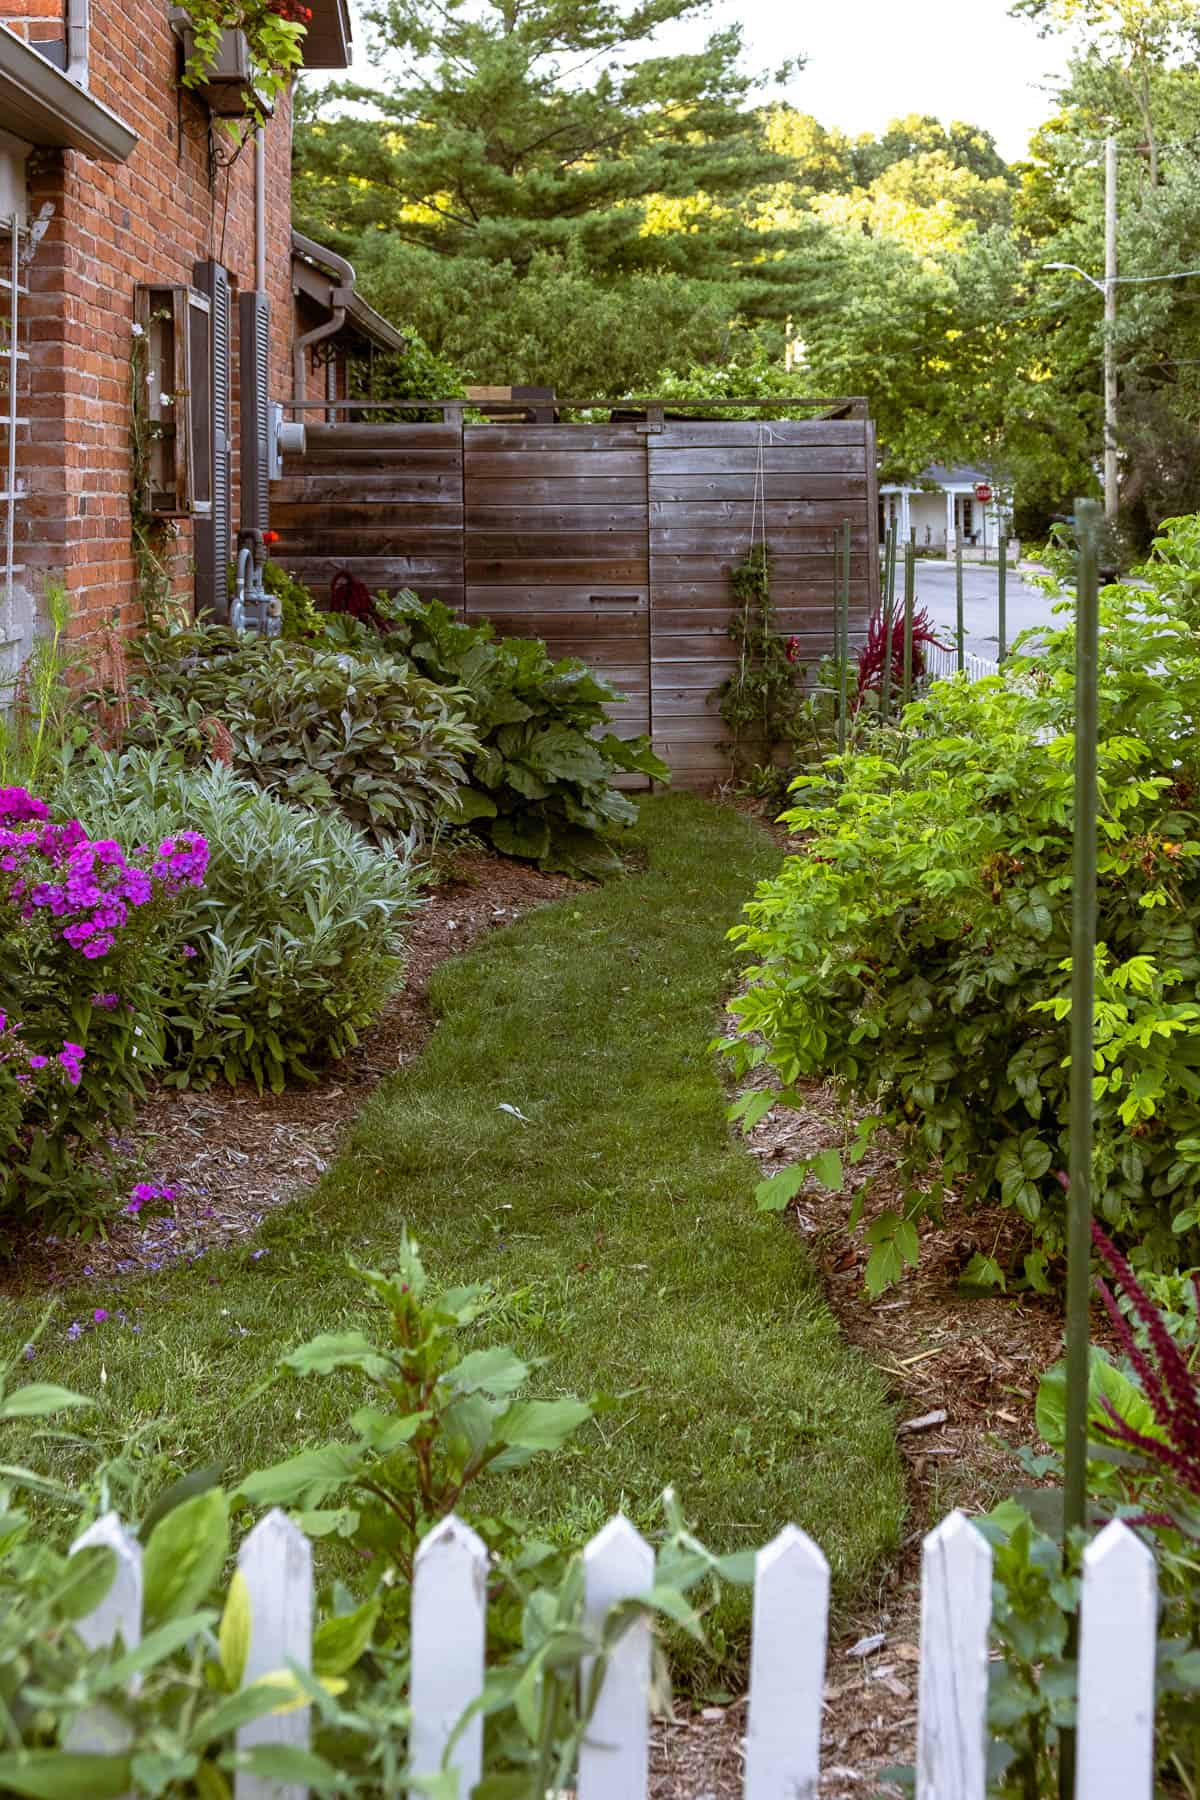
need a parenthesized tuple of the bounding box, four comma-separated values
(784, 635, 801, 665)
(263, 529, 280, 546)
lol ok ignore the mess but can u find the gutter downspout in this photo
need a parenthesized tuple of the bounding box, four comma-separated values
(291, 229, 354, 418)
(254, 125, 265, 292)
(66, 0, 87, 86)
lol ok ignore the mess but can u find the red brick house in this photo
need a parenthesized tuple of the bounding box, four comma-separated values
(0, 0, 364, 665)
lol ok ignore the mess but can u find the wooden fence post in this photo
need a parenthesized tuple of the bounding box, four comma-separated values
(578, 1515, 654, 1800)
(409, 1514, 488, 1798)
(1074, 1521, 1157, 1800)
(916, 1511, 991, 1800)
(235, 1508, 313, 1800)
(744, 1524, 829, 1800)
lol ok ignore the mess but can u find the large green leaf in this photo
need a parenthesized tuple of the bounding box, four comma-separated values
(282, 1332, 394, 1381)
(490, 813, 551, 861)
(238, 1442, 364, 1508)
(313, 1594, 381, 1677)
(0, 1384, 95, 1421)
(0, 1754, 134, 1799)
(142, 1488, 230, 1631)
(495, 1398, 592, 1451)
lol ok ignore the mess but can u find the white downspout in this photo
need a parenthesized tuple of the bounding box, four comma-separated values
(291, 230, 354, 414)
(66, 0, 88, 86)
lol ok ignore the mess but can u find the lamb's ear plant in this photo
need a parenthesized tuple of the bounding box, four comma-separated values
(238, 1237, 597, 1582)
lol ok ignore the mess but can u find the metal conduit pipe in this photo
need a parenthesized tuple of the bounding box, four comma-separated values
(291, 230, 356, 410)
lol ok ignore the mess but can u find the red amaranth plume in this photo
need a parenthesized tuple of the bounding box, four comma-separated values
(855, 606, 949, 707)
(330, 569, 386, 633)
(1090, 1219, 1200, 1497)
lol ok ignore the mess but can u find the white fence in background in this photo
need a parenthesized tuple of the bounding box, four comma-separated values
(924, 641, 1003, 685)
(67, 1506, 1158, 1800)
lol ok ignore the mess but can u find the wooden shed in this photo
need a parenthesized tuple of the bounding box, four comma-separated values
(270, 399, 879, 787)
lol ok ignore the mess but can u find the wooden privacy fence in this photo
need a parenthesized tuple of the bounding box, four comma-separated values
(270, 402, 879, 788)
(68, 1505, 1158, 1799)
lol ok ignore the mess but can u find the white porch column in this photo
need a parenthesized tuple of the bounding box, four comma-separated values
(944, 488, 956, 553)
(898, 489, 912, 543)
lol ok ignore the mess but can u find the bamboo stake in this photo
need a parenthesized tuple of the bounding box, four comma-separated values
(955, 535, 965, 672)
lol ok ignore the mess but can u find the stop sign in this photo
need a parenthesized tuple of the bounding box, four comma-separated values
(974, 482, 993, 503)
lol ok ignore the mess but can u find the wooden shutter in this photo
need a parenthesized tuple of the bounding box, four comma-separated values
(192, 260, 231, 621)
(238, 289, 271, 535)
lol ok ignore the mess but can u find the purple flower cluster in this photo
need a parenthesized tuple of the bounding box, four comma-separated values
(0, 1009, 85, 1096)
(0, 786, 208, 963)
(125, 1180, 178, 1215)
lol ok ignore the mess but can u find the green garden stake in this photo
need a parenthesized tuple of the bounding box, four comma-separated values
(998, 532, 1008, 662)
(880, 538, 894, 725)
(902, 542, 915, 707)
(955, 535, 965, 672)
(838, 518, 851, 754)
(1064, 498, 1101, 1541)
(1058, 497, 1101, 1800)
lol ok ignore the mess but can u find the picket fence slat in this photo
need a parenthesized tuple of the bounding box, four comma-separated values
(578, 1515, 655, 1800)
(916, 1510, 992, 1800)
(67, 1510, 143, 1780)
(409, 1514, 488, 1798)
(1074, 1520, 1157, 1800)
(62, 1503, 1167, 1800)
(744, 1525, 828, 1800)
(235, 1507, 314, 1800)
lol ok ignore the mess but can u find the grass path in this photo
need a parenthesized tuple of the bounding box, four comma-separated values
(2, 794, 903, 1665)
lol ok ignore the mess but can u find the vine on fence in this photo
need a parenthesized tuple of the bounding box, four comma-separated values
(712, 546, 811, 775)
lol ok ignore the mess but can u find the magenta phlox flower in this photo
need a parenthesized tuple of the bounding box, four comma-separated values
(0, 787, 50, 824)
(57, 1042, 85, 1087)
(125, 1180, 178, 1215)
(91, 992, 120, 1010)
(2, 791, 206, 962)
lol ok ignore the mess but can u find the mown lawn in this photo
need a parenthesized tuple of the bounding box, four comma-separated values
(2, 793, 903, 1670)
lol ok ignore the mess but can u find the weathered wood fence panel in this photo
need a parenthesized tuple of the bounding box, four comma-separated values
(271, 421, 465, 615)
(68, 1506, 1159, 1800)
(463, 423, 652, 752)
(270, 410, 879, 788)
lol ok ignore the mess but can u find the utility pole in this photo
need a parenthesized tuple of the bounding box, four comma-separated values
(1104, 134, 1118, 523)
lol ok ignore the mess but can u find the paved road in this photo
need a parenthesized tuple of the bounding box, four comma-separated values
(904, 560, 1061, 663)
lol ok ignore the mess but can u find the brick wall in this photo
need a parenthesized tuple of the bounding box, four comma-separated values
(2, 0, 295, 644)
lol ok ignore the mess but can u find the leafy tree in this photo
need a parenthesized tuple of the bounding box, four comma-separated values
(296, 0, 800, 276)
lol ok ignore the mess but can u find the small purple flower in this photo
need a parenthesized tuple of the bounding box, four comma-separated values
(22, 1342, 35, 1361)
(182, 943, 197, 960)
(91, 993, 120, 1010)
(92, 1308, 109, 1324)
(65, 1321, 83, 1341)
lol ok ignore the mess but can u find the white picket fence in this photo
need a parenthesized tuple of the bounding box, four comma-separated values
(65, 1506, 1158, 1800)
(924, 641, 1003, 685)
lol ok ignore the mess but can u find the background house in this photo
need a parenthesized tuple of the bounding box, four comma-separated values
(880, 463, 1018, 559)
(0, 0, 364, 672)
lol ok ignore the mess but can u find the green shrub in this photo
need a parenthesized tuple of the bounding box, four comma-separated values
(58, 749, 420, 1091)
(726, 541, 1200, 1289)
(118, 625, 478, 845)
(342, 592, 670, 876)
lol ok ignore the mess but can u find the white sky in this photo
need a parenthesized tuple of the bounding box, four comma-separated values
(667, 0, 1075, 162)
(338, 0, 1075, 165)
